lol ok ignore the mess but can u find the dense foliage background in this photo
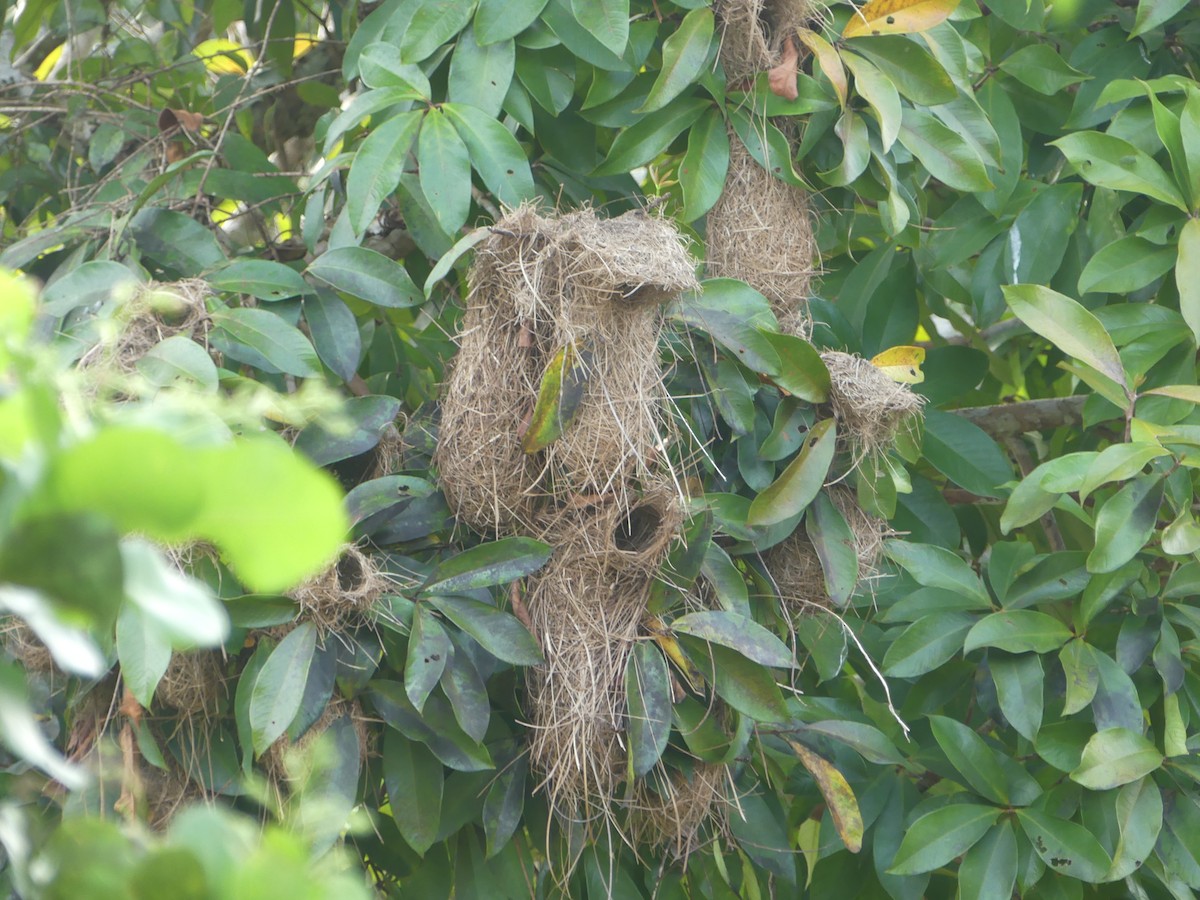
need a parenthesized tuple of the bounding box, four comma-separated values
(3, 0, 1200, 896)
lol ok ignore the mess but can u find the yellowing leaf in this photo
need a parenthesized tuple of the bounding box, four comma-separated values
(645, 615, 704, 691)
(797, 29, 847, 109)
(521, 338, 592, 454)
(843, 0, 962, 39)
(34, 44, 64, 81)
(788, 740, 864, 853)
(870, 345, 926, 384)
(193, 39, 254, 75)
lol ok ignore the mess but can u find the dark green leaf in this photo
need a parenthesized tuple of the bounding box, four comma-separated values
(998, 44, 1089, 94)
(400, 0, 477, 64)
(346, 110, 423, 236)
(922, 410, 1012, 499)
(929, 715, 1010, 805)
(1015, 808, 1112, 883)
(679, 108, 729, 222)
(570, 0, 628, 55)
(881, 611, 976, 678)
(418, 107, 471, 235)
(672, 279, 780, 373)
(421, 538, 552, 595)
(384, 730, 443, 855)
(746, 419, 837, 527)
(249, 623, 317, 754)
(958, 822, 1018, 900)
(898, 107, 993, 192)
(884, 540, 990, 605)
(483, 755, 527, 858)
(444, 103, 537, 206)
(474, 0, 548, 44)
(964, 610, 1073, 655)
(406, 604, 452, 712)
(425, 595, 544, 666)
(806, 491, 858, 607)
(625, 643, 671, 777)
(1078, 235, 1177, 295)
(1070, 728, 1163, 790)
(592, 96, 709, 176)
(889, 804, 1000, 875)
(849, 36, 956, 105)
(130, 209, 225, 277)
(307, 246, 423, 308)
(303, 291, 362, 383)
(1087, 473, 1164, 574)
(672, 611, 793, 668)
(759, 331, 831, 402)
(637, 8, 712, 113)
(990, 654, 1043, 741)
(1051, 131, 1187, 211)
(448, 25, 513, 116)
(1060, 639, 1101, 716)
(369, 680, 494, 771)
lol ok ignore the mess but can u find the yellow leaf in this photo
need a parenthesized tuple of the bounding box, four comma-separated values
(34, 44, 64, 81)
(788, 740, 864, 853)
(644, 615, 705, 691)
(869, 345, 925, 384)
(193, 39, 255, 75)
(521, 338, 592, 454)
(797, 29, 847, 109)
(842, 0, 962, 39)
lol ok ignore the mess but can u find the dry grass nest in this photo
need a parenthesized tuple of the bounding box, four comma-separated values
(705, 129, 816, 338)
(628, 763, 731, 860)
(288, 545, 391, 634)
(767, 487, 890, 617)
(261, 696, 375, 790)
(822, 351, 925, 464)
(715, 0, 822, 82)
(156, 650, 228, 719)
(524, 487, 684, 821)
(78, 279, 214, 375)
(2, 618, 56, 675)
(436, 204, 699, 533)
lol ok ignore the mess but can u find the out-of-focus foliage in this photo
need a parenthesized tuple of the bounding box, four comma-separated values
(3, 0, 1200, 897)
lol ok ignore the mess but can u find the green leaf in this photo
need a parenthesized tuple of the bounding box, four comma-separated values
(418, 107, 471, 236)
(520, 339, 592, 454)
(1051, 131, 1188, 211)
(1077, 442, 1168, 503)
(1015, 808, 1112, 883)
(1060, 639, 1101, 716)
(672, 279, 780, 374)
(1108, 777, 1163, 880)
(842, 52, 901, 151)
(570, 0, 628, 55)
(759, 331, 831, 402)
(406, 604, 452, 712)
(425, 595, 544, 666)
(882, 611, 977, 678)
(800, 720, 904, 765)
(401, 0, 477, 64)
(423, 226, 492, 298)
(474, 0, 548, 44)
(0, 664, 84, 788)
(136, 336, 218, 393)
(41, 260, 141, 316)
(592, 96, 709, 176)
(448, 25, 513, 117)
(679, 108, 729, 222)
(323, 86, 427, 154)
(369, 680, 494, 771)
(383, 730, 443, 855)
(625, 643, 671, 778)
(672, 611, 793, 668)
(482, 755, 527, 858)
(1180, 90, 1200, 210)
(637, 8, 712, 113)
(358, 43, 433, 95)
(210, 308, 321, 377)
(964, 610, 1073, 655)
(1177, 218, 1200, 346)
(422, 538, 552, 595)
(883, 540, 990, 606)
(444, 103, 536, 206)
(1077, 235, 1177, 295)
(249, 623, 317, 754)
(746, 418, 837, 527)
(130, 209, 226, 277)
(307, 246, 423, 308)
(889, 804, 1000, 876)
(990, 654, 1043, 741)
(788, 741, 864, 853)
(303, 291, 361, 383)
(958, 822, 1017, 900)
(899, 106, 993, 191)
(115, 603, 172, 709)
(1087, 473, 1164, 574)
(922, 409, 1012, 499)
(346, 110, 423, 236)
(998, 44, 1089, 95)
(806, 491, 858, 607)
(849, 35, 955, 105)
(206, 260, 312, 302)
(1070, 728, 1164, 790)
(1002, 284, 1127, 391)
(1131, 0, 1190, 38)
(929, 715, 1010, 805)
(685, 638, 787, 722)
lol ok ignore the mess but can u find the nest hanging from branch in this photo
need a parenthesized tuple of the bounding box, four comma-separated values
(156, 650, 228, 720)
(78, 279, 214, 375)
(1, 618, 56, 675)
(705, 129, 817, 338)
(628, 763, 732, 860)
(715, 0, 821, 83)
(821, 351, 925, 465)
(524, 487, 683, 822)
(287, 544, 392, 634)
(436, 204, 698, 533)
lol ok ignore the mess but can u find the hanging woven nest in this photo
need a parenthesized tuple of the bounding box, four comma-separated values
(715, 0, 821, 83)
(821, 351, 925, 465)
(628, 763, 732, 860)
(287, 544, 392, 634)
(77, 279, 214, 375)
(156, 650, 228, 720)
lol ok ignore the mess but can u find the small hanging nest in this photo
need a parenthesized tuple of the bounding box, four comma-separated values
(766, 530, 828, 618)
(287, 545, 391, 634)
(261, 696, 375, 790)
(705, 129, 816, 339)
(628, 763, 731, 860)
(821, 351, 925, 465)
(156, 650, 228, 720)
(78, 279, 214, 375)
(142, 758, 204, 830)
(525, 487, 683, 821)
(366, 420, 407, 481)
(1, 618, 55, 675)
(715, 0, 820, 83)
(436, 204, 698, 532)
(829, 485, 890, 583)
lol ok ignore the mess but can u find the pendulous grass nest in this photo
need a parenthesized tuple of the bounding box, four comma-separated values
(78, 279, 214, 376)
(628, 763, 731, 860)
(156, 650, 228, 720)
(715, 0, 821, 82)
(704, 130, 817, 338)
(436, 204, 698, 533)
(821, 351, 925, 465)
(287, 544, 390, 634)
(1, 618, 55, 675)
(524, 486, 683, 822)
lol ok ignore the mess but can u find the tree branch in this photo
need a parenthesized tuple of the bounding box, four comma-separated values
(951, 396, 1086, 439)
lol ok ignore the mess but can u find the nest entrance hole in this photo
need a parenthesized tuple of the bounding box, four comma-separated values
(614, 504, 666, 553)
(336, 553, 367, 593)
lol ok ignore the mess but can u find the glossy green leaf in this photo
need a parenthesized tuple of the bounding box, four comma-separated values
(1002, 284, 1126, 390)
(425, 596, 544, 666)
(922, 409, 1012, 499)
(850, 35, 956, 105)
(1077, 442, 1168, 503)
(210, 308, 321, 377)
(130, 208, 225, 277)
(369, 680, 494, 771)
(421, 537, 552, 595)
(1015, 808, 1112, 883)
(637, 8, 712, 113)
(308, 246, 423, 308)
(384, 730, 443, 855)
(746, 418, 837, 527)
(998, 44, 1089, 94)
(1077, 235, 1177, 295)
(881, 611, 977, 677)
(1070, 728, 1163, 790)
(806, 491, 858, 607)
(1060, 639, 1101, 716)
(672, 611, 793, 668)
(679, 108, 729, 222)
(1177, 218, 1200, 346)
(800, 720, 904, 765)
(115, 603, 172, 709)
(482, 755, 527, 858)
(964, 610, 1073, 655)
(1108, 777, 1164, 880)
(672, 279, 780, 374)
(570, 0, 628, 55)
(990, 653, 1043, 741)
(41, 260, 141, 316)
(929, 715, 1009, 805)
(884, 540, 990, 605)
(444, 103, 536, 206)
(899, 106, 992, 191)
(842, 52, 901, 151)
(136, 336, 218, 393)
(474, 0, 548, 44)
(358, 43, 433, 94)
(759, 331, 831, 402)
(1051, 131, 1188, 211)
(592, 96, 709, 176)
(521, 339, 592, 454)
(889, 804, 1000, 875)
(686, 639, 788, 722)
(448, 26, 513, 117)
(249, 622, 317, 754)
(303, 291, 361, 383)
(418, 108, 472, 235)
(958, 822, 1017, 900)
(1131, 0, 1191, 38)
(406, 604, 452, 712)
(1088, 473, 1164, 574)
(625, 643, 671, 778)
(346, 110, 423, 236)
(400, 0, 477, 64)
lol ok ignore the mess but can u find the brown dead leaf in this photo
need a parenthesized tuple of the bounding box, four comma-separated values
(768, 35, 801, 101)
(119, 684, 143, 726)
(157, 108, 205, 134)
